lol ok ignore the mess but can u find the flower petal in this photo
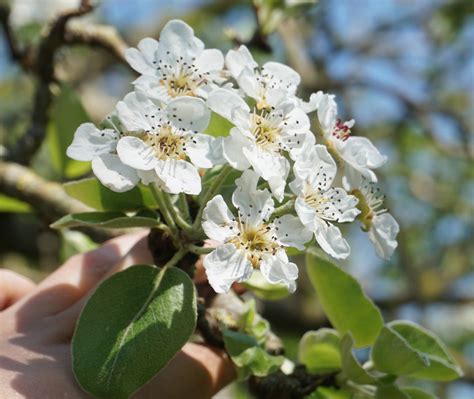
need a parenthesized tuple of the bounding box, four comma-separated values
(274, 214, 312, 250)
(225, 45, 257, 79)
(195, 48, 224, 73)
(116, 136, 157, 170)
(207, 88, 250, 122)
(125, 37, 158, 75)
(260, 251, 298, 293)
(222, 128, 252, 170)
(294, 144, 337, 189)
(155, 159, 201, 195)
(202, 195, 237, 242)
(186, 133, 216, 168)
(66, 123, 117, 161)
(369, 213, 399, 260)
(203, 245, 252, 293)
(262, 62, 300, 95)
(159, 19, 204, 58)
(116, 91, 162, 132)
(294, 196, 317, 232)
(317, 93, 337, 133)
(167, 96, 210, 132)
(314, 220, 351, 259)
(92, 154, 139, 193)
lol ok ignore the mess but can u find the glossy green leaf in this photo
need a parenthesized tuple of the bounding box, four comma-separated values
(298, 329, 341, 374)
(64, 178, 157, 211)
(388, 321, 463, 381)
(340, 334, 376, 384)
(306, 248, 383, 347)
(223, 329, 284, 378)
(47, 84, 91, 178)
(376, 385, 410, 399)
(372, 325, 429, 376)
(240, 299, 270, 344)
(402, 387, 437, 399)
(204, 111, 234, 137)
(51, 210, 160, 229)
(242, 270, 290, 300)
(73, 265, 196, 399)
(0, 194, 31, 212)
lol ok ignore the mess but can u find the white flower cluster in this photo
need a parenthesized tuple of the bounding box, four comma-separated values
(67, 20, 399, 294)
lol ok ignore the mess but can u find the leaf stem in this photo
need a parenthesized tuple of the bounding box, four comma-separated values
(149, 184, 177, 235)
(179, 193, 191, 222)
(163, 247, 188, 269)
(187, 244, 214, 255)
(272, 198, 295, 218)
(162, 192, 195, 235)
(193, 165, 233, 230)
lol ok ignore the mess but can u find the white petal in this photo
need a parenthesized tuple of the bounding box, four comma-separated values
(116, 136, 157, 170)
(317, 93, 338, 133)
(232, 170, 274, 224)
(132, 75, 170, 104)
(262, 62, 301, 95)
(284, 107, 311, 133)
(299, 91, 324, 113)
(124, 37, 158, 75)
(316, 188, 360, 223)
(116, 91, 162, 132)
(155, 159, 201, 195)
(274, 214, 312, 250)
(225, 45, 257, 79)
(159, 19, 204, 58)
(267, 174, 288, 203)
(66, 123, 117, 161)
(294, 197, 317, 232)
(203, 245, 252, 293)
(92, 154, 139, 193)
(186, 133, 215, 168)
(167, 96, 210, 132)
(202, 195, 237, 242)
(195, 48, 224, 73)
(137, 169, 160, 185)
(294, 144, 337, 189)
(260, 251, 298, 293)
(369, 213, 399, 260)
(207, 88, 250, 122)
(237, 66, 259, 100)
(222, 128, 251, 170)
(314, 221, 351, 259)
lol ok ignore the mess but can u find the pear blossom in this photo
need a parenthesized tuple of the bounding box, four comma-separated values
(343, 174, 399, 260)
(66, 115, 140, 193)
(115, 92, 220, 195)
(125, 20, 226, 104)
(315, 92, 387, 182)
(226, 45, 301, 110)
(202, 170, 311, 293)
(207, 88, 315, 201)
(290, 145, 360, 259)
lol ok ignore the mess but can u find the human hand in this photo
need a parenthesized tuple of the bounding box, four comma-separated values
(0, 232, 235, 399)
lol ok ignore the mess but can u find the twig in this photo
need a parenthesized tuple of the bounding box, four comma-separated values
(6, 0, 95, 164)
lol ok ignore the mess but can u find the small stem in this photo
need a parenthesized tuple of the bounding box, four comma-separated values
(162, 192, 195, 234)
(149, 184, 177, 234)
(188, 244, 214, 255)
(193, 165, 233, 230)
(163, 247, 188, 269)
(179, 193, 191, 222)
(272, 198, 295, 218)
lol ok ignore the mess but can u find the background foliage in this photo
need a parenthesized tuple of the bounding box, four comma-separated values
(0, 0, 472, 398)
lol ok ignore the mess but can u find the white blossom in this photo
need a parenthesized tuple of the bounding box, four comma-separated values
(315, 92, 387, 182)
(115, 92, 220, 195)
(343, 174, 399, 260)
(66, 116, 139, 193)
(125, 20, 226, 104)
(207, 88, 314, 201)
(202, 170, 311, 293)
(290, 145, 360, 259)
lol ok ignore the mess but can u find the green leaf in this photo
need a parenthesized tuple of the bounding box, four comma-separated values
(64, 178, 157, 211)
(51, 210, 160, 230)
(240, 299, 270, 344)
(402, 387, 437, 399)
(223, 330, 284, 378)
(0, 194, 31, 213)
(72, 265, 197, 399)
(204, 111, 234, 137)
(376, 385, 410, 399)
(388, 321, 463, 381)
(305, 248, 383, 347)
(242, 270, 290, 300)
(340, 334, 376, 384)
(306, 386, 352, 399)
(298, 329, 342, 374)
(372, 326, 429, 376)
(47, 84, 91, 178)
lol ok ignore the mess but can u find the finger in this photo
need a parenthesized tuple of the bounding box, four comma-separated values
(52, 235, 154, 340)
(10, 231, 150, 323)
(0, 269, 36, 311)
(134, 343, 236, 399)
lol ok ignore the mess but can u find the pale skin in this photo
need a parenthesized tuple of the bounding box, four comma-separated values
(0, 232, 235, 399)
